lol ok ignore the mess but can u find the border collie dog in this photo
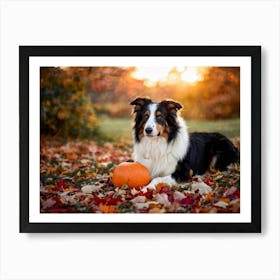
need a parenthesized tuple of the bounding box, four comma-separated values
(131, 97, 239, 192)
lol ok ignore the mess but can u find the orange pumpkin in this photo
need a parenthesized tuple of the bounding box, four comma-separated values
(112, 162, 151, 189)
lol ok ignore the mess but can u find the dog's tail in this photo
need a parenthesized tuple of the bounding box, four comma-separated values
(233, 146, 240, 163)
(232, 137, 240, 163)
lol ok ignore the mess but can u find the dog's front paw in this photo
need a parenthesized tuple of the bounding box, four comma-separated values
(142, 178, 160, 192)
(142, 176, 176, 193)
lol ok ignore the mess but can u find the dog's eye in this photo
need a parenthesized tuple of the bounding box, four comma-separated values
(156, 115, 165, 124)
(143, 114, 149, 120)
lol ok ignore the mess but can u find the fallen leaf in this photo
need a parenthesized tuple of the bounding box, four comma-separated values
(156, 193, 171, 208)
(214, 201, 229, 209)
(191, 182, 212, 194)
(100, 204, 117, 213)
(42, 198, 56, 209)
(131, 196, 146, 204)
(81, 184, 102, 193)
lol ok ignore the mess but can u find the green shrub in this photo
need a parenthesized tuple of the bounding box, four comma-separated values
(40, 67, 98, 138)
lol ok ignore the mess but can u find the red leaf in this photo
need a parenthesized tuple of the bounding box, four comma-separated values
(168, 193, 174, 203)
(180, 197, 194, 205)
(159, 185, 170, 194)
(105, 197, 122, 205)
(137, 188, 153, 199)
(56, 180, 66, 191)
(204, 178, 215, 186)
(93, 195, 104, 204)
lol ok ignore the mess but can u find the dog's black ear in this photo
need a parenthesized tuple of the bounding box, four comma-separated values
(130, 97, 151, 112)
(160, 99, 183, 113)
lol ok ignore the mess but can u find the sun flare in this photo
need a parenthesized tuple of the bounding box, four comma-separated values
(180, 67, 201, 83)
(131, 66, 204, 87)
(131, 67, 172, 87)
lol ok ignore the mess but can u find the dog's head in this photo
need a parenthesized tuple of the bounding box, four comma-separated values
(130, 97, 183, 142)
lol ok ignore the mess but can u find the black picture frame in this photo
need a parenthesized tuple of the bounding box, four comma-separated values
(20, 46, 261, 233)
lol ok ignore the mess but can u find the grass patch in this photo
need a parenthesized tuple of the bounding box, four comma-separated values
(98, 117, 133, 141)
(187, 118, 240, 139)
(98, 117, 240, 142)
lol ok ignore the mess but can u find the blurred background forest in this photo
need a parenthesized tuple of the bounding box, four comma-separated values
(40, 66, 240, 141)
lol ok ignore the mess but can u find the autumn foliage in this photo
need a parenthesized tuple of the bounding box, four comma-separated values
(178, 67, 240, 119)
(40, 66, 240, 139)
(89, 66, 240, 120)
(40, 67, 98, 138)
(40, 139, 240, 213)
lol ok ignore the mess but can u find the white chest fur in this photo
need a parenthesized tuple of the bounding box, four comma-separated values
(133, 117, 189, 179)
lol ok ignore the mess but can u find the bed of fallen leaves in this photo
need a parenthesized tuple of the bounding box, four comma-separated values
(40, 139, 240, 214)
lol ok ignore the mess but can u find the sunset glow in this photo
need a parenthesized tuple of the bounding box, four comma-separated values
(131, 67, 172, 87)
(132, 66, 203, 87)
(180, 67, 201, 83)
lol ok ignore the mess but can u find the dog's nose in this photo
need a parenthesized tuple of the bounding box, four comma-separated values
(145, 127, 153, 134)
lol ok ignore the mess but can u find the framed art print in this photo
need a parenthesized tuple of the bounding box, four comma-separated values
(19, 46, 261, 233)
